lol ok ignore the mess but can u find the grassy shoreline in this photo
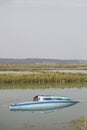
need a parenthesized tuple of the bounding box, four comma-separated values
(71, 116, 87, 130)
(0, 64, 87, 71)
(0, 72, 87, 84)
(0, 64, 87, 89)
(0, 72, 87, 89)
(0, 82, 87, 89)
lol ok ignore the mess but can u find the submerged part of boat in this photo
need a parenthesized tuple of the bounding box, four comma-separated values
(9, 95, 79, 111)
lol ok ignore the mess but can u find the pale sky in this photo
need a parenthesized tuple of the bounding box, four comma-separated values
(0, 0, 87, 59)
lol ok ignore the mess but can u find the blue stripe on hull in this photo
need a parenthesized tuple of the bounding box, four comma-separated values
(9, 101, 78, 110)
(11, 100, 77, 106)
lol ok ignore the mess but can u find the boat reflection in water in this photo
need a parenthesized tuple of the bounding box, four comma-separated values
(9, 95, 79, 111)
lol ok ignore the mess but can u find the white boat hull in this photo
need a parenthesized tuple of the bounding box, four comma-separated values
(9, 100, 78, 111)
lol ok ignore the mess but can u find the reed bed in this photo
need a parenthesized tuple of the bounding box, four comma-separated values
(0, 72, 87, 85)
(71, 116, 87, 130)
(0, 64, 87, 71)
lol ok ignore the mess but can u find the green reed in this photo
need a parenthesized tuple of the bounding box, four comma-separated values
(0, 82, 87, 89)
(0, 64, 87, 71)
(0, 72, 87, 85)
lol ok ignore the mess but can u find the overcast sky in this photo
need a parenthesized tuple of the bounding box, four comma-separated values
(0, 0, 87, 59)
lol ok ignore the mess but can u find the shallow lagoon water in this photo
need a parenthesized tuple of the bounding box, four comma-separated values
(0, 87, 87, 130)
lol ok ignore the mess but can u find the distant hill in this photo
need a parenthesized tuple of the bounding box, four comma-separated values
(0, 58, 87, 64)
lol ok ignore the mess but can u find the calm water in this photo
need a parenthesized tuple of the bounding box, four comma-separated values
(0, 87, 87, 130)
(0, 70, 87, 74)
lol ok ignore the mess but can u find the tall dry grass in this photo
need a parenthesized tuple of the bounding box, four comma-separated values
(0, 64, 87, 71)
(71, 116, 87, 130)
(0, 72, 87, 84)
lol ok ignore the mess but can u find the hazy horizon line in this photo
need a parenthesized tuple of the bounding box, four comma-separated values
(0, 57, 87, 60)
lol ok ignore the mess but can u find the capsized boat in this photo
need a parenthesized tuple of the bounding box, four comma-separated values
(9, 95, 79, 111)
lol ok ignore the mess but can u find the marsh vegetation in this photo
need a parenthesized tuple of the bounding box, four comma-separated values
(0, 64, 87, 89)
(0, 72, 87, 84)
(0, 72, 87, 89)
(71, 116, 87, 130)
(0, 64, 87, 71)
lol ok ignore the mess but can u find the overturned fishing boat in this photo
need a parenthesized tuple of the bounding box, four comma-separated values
(9, 95, 79, 111)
